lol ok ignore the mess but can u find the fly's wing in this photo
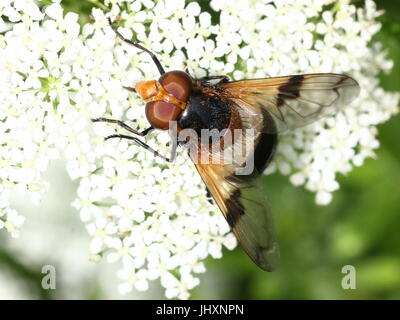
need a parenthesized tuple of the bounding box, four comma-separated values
(219, 73, 360, 133)
(188, 73, 359, 269)
(193, 161, 279, 271)
(186, 103, 280, 271)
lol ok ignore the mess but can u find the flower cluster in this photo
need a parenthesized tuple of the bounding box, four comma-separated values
(0, 0, 398, 299)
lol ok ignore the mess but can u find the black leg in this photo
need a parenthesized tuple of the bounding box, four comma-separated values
(104, 134, 173, 162)
(183, 61, 192, 77)
(140, 126, 154, 136)
(185, 68, 192, 77)
(205, 188, 214, 204)
(91, 118, 153, 136)
(123, 86, 136, 93)
(108, 18, 165, 76)
(199, 75, 229, 84)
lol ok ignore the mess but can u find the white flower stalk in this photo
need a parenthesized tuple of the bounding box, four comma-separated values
(0, 0, 398, 299)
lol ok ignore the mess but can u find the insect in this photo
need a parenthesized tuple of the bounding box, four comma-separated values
(92, 18, 360, 271)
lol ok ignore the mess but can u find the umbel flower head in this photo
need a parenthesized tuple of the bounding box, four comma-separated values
(0, 0, 398, 298)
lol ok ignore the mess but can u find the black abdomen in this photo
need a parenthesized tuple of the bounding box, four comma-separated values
(177, 90, 231, 136)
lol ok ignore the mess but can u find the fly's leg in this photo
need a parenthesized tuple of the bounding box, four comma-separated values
(91, 118, 153, 137)
(199, 75, 229, 85)
(122, 86, 136, 93)
(108, 18, 165, 76)
(93, 118, 177, 162)
(104, 134, 175, 163)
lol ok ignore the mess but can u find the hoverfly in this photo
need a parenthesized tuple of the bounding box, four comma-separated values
(92, 18, 360, 271)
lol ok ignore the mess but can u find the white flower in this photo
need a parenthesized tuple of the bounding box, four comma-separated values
(0, 0, 398, 299)
(0, 207, 25, 237)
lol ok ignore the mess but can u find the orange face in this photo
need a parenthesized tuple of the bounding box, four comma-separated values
(135, 71, 192, 130)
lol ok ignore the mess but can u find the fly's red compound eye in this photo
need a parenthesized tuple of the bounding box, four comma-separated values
(145, 101, 182, 130)
(159, 70, 192, 102)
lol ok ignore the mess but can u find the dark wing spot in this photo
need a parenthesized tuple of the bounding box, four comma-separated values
(276, 96, 284, 107)
(205, 187, 214, 204)
(225, 188, 245, 228)
(232, 189, 241, 199)
(277, 75, 304, 106)
(254, 109, 278, 174)
(333, 76, 346, 97)
(335, 76, 347, 86)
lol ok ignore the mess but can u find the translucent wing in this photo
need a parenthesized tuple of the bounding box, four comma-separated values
(193, 161, 279, 271)
(219, 73, 360, 133)
(186, 106, 280, 271)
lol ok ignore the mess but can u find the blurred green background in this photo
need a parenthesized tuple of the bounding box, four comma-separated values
(0, 0, 399, 299)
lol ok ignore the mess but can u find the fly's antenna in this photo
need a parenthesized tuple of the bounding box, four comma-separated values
(108, 17, 165, 76)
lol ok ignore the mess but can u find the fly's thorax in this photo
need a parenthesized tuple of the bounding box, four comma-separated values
(177, 90, 232, 135)
(177, 90, 235, 151)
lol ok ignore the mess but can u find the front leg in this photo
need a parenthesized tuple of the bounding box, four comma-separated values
(91, 118, 154, 136)
(104, 134, 175, 163)
(93, 118, 177, 162)
(199, 75, 229, 85)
